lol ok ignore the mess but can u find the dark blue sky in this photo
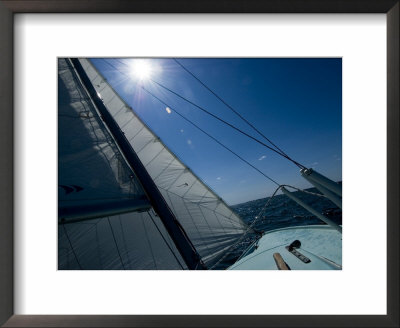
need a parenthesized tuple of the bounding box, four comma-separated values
(91, 58, 342, 205)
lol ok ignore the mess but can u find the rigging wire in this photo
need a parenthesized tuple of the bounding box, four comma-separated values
(172, 58, 293, 160)
(98, 59, 317, 268)
(114, 58, 305, 169)
(101, 59, 280, 186)
(140, 85, 280, 186)
(92, 59, 329, 270)
(208, 184, 282, 269)
(89, 59, 334, 270)
(150, 80, 305, 169)
(98, 60, 327, 261)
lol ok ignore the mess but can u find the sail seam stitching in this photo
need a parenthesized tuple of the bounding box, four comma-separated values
(142, 147, 165, 168)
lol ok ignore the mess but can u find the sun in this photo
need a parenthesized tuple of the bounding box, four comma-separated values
(130, 60, 152, 80)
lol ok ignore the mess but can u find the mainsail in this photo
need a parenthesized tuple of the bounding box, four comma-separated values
(58, 58, 250, 270)
(58, 59, 150, 222)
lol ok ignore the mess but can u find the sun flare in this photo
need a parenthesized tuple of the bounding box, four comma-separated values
(130, 60, 152, 80)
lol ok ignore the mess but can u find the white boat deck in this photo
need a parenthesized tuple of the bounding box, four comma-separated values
(229, 225, 342, 270)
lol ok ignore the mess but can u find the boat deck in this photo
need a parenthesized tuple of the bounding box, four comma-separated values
(229, 225, 342, 270)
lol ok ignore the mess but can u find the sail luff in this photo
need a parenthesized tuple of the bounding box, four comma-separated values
(70, 58, 205, 270)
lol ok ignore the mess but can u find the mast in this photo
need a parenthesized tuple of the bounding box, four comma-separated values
(70, 58, 205, 270)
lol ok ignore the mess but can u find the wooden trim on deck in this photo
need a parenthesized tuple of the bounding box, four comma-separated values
(273, 253, 290, 270)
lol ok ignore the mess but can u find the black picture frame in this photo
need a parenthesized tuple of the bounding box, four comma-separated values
(0, 1, 398, 327)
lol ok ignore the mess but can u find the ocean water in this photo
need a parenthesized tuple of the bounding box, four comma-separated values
(214, 186, 342, 269)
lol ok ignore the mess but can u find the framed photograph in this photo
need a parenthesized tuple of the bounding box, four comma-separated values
(1, 0, 398, 327)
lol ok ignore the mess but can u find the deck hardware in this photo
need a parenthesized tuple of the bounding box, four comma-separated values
(288, 239, 301, 251)
(285, 246, 311, 263)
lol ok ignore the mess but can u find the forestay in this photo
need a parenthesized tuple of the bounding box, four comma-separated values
(78, 58, 250, 268)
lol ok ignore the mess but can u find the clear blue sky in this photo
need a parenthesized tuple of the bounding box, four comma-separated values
(91, 58, 342, 205)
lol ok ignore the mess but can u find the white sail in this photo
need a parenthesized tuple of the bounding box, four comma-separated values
(58, 58, 186, 269)
(58, 209, 188, 270)
(78, 58, 250, 268)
